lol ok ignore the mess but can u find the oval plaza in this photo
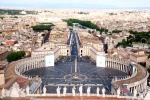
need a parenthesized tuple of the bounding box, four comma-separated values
(3, 25, 149, 99)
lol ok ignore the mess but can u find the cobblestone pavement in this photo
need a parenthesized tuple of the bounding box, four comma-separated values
(23, 56, 128, 94)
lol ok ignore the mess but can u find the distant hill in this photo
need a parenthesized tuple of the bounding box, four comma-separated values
(0, 9, 37, 15)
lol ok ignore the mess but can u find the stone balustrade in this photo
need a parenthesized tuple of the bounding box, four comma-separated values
(26, 93, 136, 99)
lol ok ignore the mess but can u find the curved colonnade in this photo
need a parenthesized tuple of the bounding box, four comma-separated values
(106, 56, 148, 95)
(15, 56, 45, 79)
(106, 56, 131, 74)
(14, 56, 148, 96)
(114, 64, 148, 95)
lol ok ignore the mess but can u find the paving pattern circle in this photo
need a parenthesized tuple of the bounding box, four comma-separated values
(64, 73, 88, 83)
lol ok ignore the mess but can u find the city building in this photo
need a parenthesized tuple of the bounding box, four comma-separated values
(0, 9, 149, 100)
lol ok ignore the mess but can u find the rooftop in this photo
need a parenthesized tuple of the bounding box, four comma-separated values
(1, 96, 132, 100)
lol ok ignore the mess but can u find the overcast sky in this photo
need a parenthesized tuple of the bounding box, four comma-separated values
(0, 0, 150, 9)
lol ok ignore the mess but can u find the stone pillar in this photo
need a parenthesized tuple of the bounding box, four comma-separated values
(123, 65, 125, 72)
(63, 86, 67, 96)
(144, 81, 147, 90)
(117, 63, 118, 69)
(22, 65, 26, 72)
(118, 63, 120, 70)
(31, 63, 33, 69)
(97, 87, 100, 96)
(113, 62, 115, 68)
(140, 84, 143, 92)
(30, 63, 32, 69)
(26, 64, 29, 71)
(142, 83, 144, 91)
(43, 86, 46, 96)
(122, 65, 124, 72)
(134, 88, 137, 97)
(139, 85, 141, 93)
(124, 65, 126, 72)
(122, 65, 124, 71)
(22, 66, 24, 73)
(26, 65, 29, 71)
(132, 87, 134, 93)
(72, 86, 76, 96)
(115, 62, 117, 69)
(138, 85, 140, 93)
(124, 66, 126, 73)
(79, 85, 83, 96)
(102, 87, 105, 97)
(120, 64, 122, 71)
(87, 86, 91, 96)
(110, 61, 112, 68)
(56, 86, 61, 97)
(120, 65, 122, 71)
(117, 63, 119, 69)
(26, 86, 29, 95)
(2, 88, 5, 97)
(117, 87, 120, 98)
(110, 62, 112, 68)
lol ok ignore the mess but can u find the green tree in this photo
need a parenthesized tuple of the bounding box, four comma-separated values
(31, 24, 54, 32)
(42, 34, 45, 37)
(64, 19, 108, 33)
(7, 51, 25, 62)
(138, 62, 146, 67)
(112, 30, 122, 33)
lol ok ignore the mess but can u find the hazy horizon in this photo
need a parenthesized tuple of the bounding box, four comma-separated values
(0, 0, 150, 10)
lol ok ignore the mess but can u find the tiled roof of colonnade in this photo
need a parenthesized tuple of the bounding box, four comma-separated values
(115, 64, 147, 86)
(1, 60, 30, 90)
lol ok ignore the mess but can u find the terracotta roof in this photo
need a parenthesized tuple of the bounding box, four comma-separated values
(5, 77, 13, 84)
(130, 53, 148, 57)
(35, 96, 131, 100)
(16, 77, 28, 88)
(1, 96, 132, 100)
